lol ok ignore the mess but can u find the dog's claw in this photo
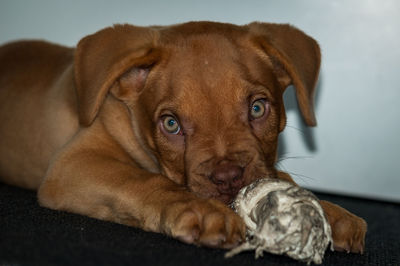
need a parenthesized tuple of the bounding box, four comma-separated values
(166, 198, 245, 249)
(321, 201, 367, 254)
(331, 213, 367, 254)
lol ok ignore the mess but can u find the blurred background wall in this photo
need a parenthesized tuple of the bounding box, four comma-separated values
(1, 0, 399, 202)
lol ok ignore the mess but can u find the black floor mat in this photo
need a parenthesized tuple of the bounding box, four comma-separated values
(0, 182, 399, 266)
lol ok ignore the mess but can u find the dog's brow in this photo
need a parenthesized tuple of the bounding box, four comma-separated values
(241, 82, 272, 100)
(251, 85, 272, 98)
(153, 100, 180, 119)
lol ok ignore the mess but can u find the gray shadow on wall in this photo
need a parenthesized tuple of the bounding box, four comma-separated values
(277, 75, 323, 158)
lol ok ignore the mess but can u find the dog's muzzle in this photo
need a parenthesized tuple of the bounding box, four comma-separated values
(210, 162, 245, 203)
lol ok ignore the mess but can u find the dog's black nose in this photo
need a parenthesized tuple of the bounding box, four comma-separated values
(210, 163, 244, 195)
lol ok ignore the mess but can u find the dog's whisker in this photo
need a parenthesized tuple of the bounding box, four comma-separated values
(284, 171, 315, 185)
(276, 155, 313, 164)
(274, 161, 290, 175)
(285, 125, 306, 135)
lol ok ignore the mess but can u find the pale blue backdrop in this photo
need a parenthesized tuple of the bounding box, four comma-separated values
(1, 0, 399, 201)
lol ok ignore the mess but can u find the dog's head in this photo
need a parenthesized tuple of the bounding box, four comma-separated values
(74, 22, 320, 204)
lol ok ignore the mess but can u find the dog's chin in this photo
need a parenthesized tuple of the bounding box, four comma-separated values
(191, 187, 236, 205)
(215, 194, 235, 205)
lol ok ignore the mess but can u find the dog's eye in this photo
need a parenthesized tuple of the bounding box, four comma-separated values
(250, 99, 267, 120)
(162, 116, 181, 134)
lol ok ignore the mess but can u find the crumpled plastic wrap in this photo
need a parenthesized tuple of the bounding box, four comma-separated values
(225, 178, 333, 264)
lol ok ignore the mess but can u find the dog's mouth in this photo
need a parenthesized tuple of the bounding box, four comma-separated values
(189, 163, 249, 205)
(216, 194, 236, 205)
(186, 149, 277, 205)
(194, 168, 278, 205)
(189, 179, 245, 205)
(191, 171, 259, 205)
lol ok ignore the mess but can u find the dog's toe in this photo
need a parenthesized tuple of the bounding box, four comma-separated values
(331, 212, 367, 254)
(165, 198, 245, 248)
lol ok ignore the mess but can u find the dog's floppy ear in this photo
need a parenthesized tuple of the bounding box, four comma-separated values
(248, 22, 321, 126)
(74, 24, 160, 126)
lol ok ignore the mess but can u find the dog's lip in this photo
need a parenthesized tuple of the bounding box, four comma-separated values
(216, 193, 235, 205)
(193, 188, 236, 205)
(190, 179, 247, 205)
(189, 154, 264, 204)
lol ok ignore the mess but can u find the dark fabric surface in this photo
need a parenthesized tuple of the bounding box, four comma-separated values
(0, 182, 399, 266)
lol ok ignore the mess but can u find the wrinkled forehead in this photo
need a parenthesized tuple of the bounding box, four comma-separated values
(161, 35, 253, 117)
(143, 33, 280, 127)
(167, 34, 240, 72)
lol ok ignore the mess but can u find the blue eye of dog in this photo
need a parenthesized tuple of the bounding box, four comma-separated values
(168, 119, 175, 127)
(250, 99, 266, 119)
(163, 116, 181, 134)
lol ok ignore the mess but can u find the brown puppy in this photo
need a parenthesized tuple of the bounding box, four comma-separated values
(0, 21, 366, 252)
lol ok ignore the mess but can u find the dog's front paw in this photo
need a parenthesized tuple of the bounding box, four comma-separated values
(163, 198, 246, 249)
(331, 211, 367, 254)
(321, 201, 367, 254)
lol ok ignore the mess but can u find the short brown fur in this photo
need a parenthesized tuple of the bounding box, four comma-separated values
(0, 21, 366, 251)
